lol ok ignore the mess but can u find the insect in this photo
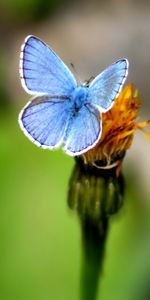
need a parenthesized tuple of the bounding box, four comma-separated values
(19, 35, 128, 156)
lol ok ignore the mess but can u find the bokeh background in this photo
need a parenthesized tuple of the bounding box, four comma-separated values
(0, 0, 150, 299)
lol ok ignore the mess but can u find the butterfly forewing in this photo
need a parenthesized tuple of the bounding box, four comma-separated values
(20, 35, 77, 95)
(88, 59, 128, 112)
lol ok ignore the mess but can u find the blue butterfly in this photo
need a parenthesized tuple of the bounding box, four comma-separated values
(19, 35, 128, 156)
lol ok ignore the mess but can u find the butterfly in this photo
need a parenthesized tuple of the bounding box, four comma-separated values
(19, 35, 128, 156)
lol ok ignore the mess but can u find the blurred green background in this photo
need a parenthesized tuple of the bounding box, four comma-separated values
(0, 0, 150, 299)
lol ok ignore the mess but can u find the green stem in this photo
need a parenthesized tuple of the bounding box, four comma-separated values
(80, 217, 108, 300)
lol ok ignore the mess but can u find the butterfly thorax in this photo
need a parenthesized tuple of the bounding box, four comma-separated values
(71, 86, 88, 114)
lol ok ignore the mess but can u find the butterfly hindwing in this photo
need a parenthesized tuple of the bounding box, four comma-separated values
(87, 59, 128, 112)
(19, 96, 72, 148)
(63, 104, 102, 155)
(20, 35, 77, 95)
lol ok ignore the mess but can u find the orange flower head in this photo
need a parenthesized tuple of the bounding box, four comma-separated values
(82, 84, 150, 168)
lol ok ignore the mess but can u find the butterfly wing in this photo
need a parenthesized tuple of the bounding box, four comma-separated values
(87, 59, 128, 112)
(19, 96, 72, 148)
(20, 35, 77, 95)
(63, 104, 101, 156)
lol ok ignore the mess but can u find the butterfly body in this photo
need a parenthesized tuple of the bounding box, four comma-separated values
(19, 35, 129, 156)
(71, 86, 88, 113)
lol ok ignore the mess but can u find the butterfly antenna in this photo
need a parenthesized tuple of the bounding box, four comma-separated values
(70, 63, 82, 85)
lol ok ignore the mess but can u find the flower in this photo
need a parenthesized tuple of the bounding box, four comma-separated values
(82, 84, 150, 169)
